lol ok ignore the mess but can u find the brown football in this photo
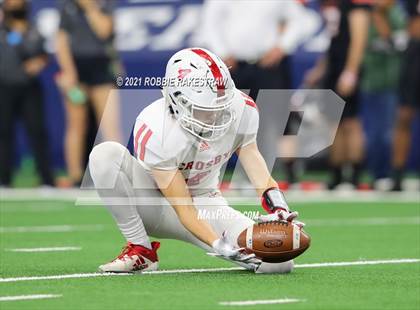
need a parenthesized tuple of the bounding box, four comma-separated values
(237, 221, 311, 263)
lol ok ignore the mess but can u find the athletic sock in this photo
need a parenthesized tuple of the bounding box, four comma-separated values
(100, 169, 152, 249)
(117, 217, 151, 249)
(93, 159, 152, 249)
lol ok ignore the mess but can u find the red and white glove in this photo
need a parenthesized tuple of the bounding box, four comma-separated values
(258, 187, 305, 228)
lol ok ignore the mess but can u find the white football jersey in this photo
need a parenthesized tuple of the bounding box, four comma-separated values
(133, 89, 259, 196)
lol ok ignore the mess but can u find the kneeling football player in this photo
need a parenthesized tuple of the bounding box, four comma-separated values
(89, 48, 303, 274)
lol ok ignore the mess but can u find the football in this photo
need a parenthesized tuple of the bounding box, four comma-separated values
(237, 221, 311, 263)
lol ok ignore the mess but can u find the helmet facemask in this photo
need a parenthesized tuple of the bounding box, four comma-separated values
(173, 89, 235, 141)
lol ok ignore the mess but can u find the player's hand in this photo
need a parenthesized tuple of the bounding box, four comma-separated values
(304, 66, 324, 88)
(208, 232, 262, 267)
(23, 57, 47, 76)
(257, 210, 305, 228)
(223, 56, 238, 71)
(260, 187, 305, 228)
(259, 47, 284, 68)
(336, 70, 358, 97)
(56, 70, 78, 92)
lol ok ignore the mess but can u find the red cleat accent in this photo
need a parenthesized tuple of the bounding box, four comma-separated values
(117, 241, 160, 263)
(99, 241, 160, 273)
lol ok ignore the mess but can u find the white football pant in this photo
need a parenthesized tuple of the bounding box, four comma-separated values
(89, 141, 293, 274)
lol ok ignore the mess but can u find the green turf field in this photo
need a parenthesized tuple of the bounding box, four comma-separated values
(0, 199, 419, 309)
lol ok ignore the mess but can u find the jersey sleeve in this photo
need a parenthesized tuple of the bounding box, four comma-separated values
(238, 93, 260, 147)
(132, 120, 178, 171)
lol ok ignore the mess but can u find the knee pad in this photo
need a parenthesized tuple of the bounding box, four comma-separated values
(255, 260, 294, 274)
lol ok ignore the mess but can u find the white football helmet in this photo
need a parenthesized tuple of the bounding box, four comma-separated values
(162, 47, 235, 141)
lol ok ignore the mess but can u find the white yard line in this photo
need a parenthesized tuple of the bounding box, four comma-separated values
(5, 247, 81, 253)
(219, 298, 302, 306)
(0, 206, 70, 213)
(76, 192, 420, 205)
(305, 216, 420, 226)
(0, 188, 419, 203)
(143, 267, 241, 275)
(0, 272, 131, 283)
(295, 258, 420, 268)
(0, 258, 418, 283)
(0, 294, 62, 302)
(0, 225, 104, 233)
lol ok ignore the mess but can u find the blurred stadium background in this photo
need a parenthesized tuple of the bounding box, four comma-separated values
(0, 0, 418, 192)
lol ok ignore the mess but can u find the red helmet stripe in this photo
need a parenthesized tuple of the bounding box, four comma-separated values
(191, 48, 225, 97)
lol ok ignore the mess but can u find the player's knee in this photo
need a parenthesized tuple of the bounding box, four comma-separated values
(89, 142, 127, 184)
(255, 260, 294, 274)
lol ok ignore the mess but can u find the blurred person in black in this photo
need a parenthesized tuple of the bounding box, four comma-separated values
(305, 0, 371, 189)
(391, 0, 420, 191)
(359, 0, 405, 188)
(198, 0, 319, 185)
(55, 0, 121, 186)
(0, 0, 54, 187)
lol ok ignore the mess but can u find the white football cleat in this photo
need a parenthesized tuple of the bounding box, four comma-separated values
(98, 241, 160, 273)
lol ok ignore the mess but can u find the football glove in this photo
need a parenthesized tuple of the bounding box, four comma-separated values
(258, 187, 305, 228)
(208, 232, 262, 269)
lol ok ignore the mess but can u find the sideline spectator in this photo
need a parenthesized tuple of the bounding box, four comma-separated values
(360, 0, 406, 187)
(0, 0, 54, 187)
(198, 0, 320, 181)
(305, 0, 371, 189)
(55, 0, 122, 186)
(391, 0, 420, 191)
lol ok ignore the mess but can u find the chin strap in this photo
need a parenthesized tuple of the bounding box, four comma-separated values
(261, 187, 289, 214)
